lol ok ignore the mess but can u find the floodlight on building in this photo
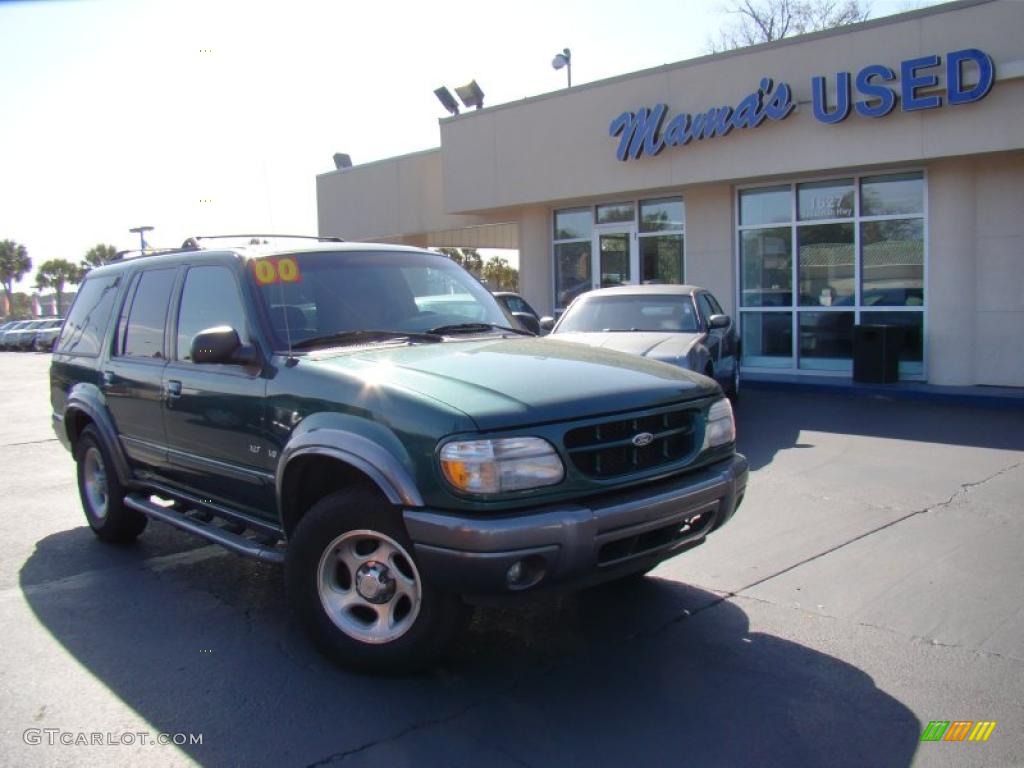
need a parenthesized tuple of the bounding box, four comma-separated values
(333, 153, 352, 170)
(434, 86, 460, 116)
(454, 80, 485, 110)
(552, 48, 571, 88)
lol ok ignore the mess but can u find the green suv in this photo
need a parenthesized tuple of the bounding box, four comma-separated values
(50, 240, 747, 672)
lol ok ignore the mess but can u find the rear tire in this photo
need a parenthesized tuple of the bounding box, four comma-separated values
(287, 487, 467, 674)
(75, 426, 147, 542)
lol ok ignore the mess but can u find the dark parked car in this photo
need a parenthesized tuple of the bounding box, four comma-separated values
(544, 285, 741, 400)
(51, 240, 746, 672)
(492, 291, 541, 334)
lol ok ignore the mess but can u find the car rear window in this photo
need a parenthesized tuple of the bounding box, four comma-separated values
(56, 275, 121, 357)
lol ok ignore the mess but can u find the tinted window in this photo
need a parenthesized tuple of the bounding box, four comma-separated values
(504, 296, 526, 313)
(118, 269, 176, 359)
(705, 293, 724, 316)
(56, 275, 120, 357)
(697, 294, 716, 324)
(176, 266, 249, 361)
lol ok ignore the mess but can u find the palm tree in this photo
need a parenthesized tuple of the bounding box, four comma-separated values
(0, 240, 32, 311)
(83, 243, 120, 270)
(35, 259, 85, 316)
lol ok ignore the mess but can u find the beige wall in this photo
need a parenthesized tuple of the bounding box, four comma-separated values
(317, 149, 497, 243)
(440, 0, 1024, 215)
(316, 0, 1024, 385)
(971, 153, 1024, 386)
(926, 151, 1024, 386)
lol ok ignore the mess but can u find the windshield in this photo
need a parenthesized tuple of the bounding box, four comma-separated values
(250, 250, 512, 350)
(556, 294, 700, 333)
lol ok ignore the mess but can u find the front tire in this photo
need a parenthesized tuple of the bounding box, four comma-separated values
(75, 426, 147, 542)
(287, 487, 466, 673)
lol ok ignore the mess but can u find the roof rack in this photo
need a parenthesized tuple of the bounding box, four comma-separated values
(114, 247, 188, 260)
(180, 234, 346, 250)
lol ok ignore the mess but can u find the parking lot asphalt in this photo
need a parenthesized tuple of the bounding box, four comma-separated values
(1, 351, 1022, 768)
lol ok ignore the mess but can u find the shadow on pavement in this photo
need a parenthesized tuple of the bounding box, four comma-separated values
(22, 526, 920, 767)
(735, 388, 1024, 471)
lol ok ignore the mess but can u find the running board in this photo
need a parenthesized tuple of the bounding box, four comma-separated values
(124, 493, 285, 564)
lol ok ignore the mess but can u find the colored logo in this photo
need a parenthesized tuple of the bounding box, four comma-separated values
(920, 721, 996, 742)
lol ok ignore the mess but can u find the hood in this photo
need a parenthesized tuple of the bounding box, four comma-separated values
(305, 336, 716, 431)
(552, 331, 704, 365)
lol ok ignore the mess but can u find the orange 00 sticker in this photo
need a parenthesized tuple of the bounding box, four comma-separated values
(276, 257, 300, 283)
(253, 257, 302, 285)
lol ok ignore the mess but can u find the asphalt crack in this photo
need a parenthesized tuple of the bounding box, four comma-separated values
(732, 460, 1023, 597)
(0, 437, 59, 448)
(304, 684, 537, 767)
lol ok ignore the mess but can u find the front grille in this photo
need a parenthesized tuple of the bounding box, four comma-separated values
(564, 406, 698, 479)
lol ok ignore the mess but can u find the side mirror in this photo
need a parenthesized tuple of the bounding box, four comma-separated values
(539, 316, 556, 332)
(708, 314, 731, 330)
(191, 326, 256, 365)
(512, 311, 540, 336)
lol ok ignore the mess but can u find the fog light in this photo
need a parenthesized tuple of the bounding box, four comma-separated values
(505, 556, 546, 590)
(506, 561, 524, 585)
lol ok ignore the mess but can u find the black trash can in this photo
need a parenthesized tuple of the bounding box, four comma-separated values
(853, 324, 904, 383)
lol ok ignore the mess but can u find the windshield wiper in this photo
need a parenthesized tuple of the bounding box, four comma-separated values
(425, 322, 533, 336)
(291, 329, 442, 350)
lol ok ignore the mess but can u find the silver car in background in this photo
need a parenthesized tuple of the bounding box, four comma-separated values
(544, 285, 741, 400)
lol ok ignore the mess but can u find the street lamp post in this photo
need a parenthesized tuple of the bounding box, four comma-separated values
(128, 226, 154, 254)
(552, 48, 572, 88)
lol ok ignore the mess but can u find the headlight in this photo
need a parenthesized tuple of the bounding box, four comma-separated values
(701, 398, 735, 450)
(440, 437, 565, 494)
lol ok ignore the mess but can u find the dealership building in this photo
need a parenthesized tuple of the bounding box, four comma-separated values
(317, 0, 1023, 387)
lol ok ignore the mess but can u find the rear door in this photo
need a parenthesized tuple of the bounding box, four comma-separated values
(160, 263, 272, 518)
(103, 268, 178, 472)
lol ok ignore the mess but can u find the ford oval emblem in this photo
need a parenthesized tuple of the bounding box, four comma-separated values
(632, 432, 655, 447)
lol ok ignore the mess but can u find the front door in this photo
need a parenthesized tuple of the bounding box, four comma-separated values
(161, 264, 273, 519)
(593, 227, 636, 289)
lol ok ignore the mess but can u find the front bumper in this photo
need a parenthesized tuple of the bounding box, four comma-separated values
(404, 453, 747, 596)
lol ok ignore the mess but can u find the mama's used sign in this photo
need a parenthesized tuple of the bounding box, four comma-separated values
(610, 48, 994, 162)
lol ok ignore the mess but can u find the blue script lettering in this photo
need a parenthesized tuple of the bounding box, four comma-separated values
(609, 78, 793, 161)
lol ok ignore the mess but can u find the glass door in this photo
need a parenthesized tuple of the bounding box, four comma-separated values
(593, 227, 636, 289)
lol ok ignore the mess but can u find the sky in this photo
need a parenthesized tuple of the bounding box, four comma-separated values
(0, 0, 932, 290)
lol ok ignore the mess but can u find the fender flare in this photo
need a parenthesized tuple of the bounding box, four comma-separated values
(63, 385, 133, 487)
(275, 413, 424, 526)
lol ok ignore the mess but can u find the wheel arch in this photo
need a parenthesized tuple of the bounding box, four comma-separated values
(276, 415, 424, 539)
(62, 386, 133, 486)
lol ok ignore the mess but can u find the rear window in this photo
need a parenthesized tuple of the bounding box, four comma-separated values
(56, 275, 121, 357)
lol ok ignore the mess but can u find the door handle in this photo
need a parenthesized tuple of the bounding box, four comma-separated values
(166, 380, 182, 398)
(101, 371, 114, 387)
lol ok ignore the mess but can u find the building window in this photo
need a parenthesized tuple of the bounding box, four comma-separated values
(553, 197, 685, 310)
(639, 197, 685, 284)
(737, 171, 925, 377)
(553, 208, 592, 309)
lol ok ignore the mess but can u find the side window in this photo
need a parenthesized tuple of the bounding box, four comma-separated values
(706, 292, 725, 316)
(56, 275, 120, 357)
(697, 294, 717, 326)
(116, 269, 177, 359)
(176, 266, 249, 361)
(506, 296, 526, 313)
